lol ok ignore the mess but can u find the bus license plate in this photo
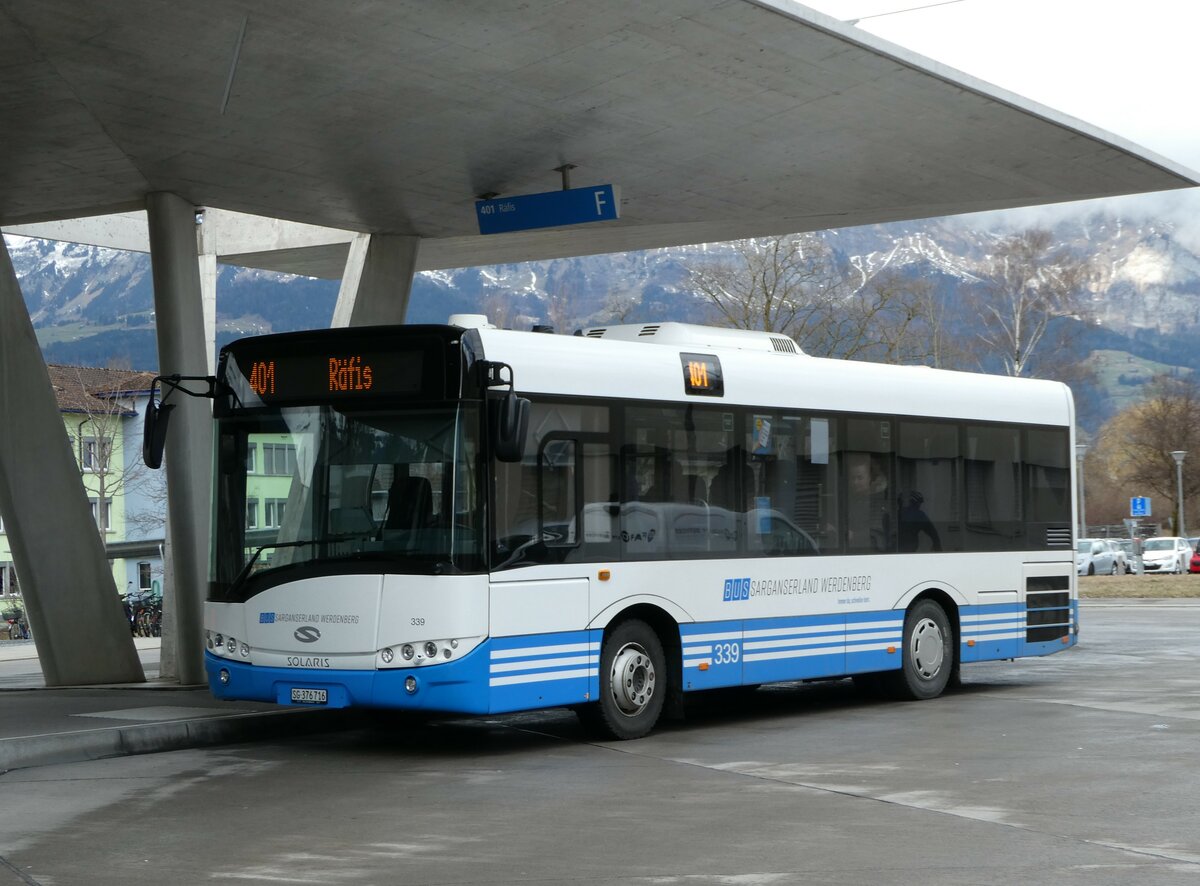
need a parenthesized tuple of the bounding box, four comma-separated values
(290, 688, 327, 704)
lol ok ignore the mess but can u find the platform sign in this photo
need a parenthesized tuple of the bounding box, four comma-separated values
(1130, 496, 1151, 517)
(475, 184, 620, 235)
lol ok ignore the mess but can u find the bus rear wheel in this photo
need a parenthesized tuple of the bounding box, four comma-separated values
(579, 619, 666, 740)
(882, 599, 954, 701)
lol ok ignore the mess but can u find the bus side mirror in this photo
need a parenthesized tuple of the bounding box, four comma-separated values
(490, 391, 530, 463)
(143, 399, 175, 469)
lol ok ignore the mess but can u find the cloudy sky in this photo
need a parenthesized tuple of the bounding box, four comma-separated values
(800, 0, 1200, 227)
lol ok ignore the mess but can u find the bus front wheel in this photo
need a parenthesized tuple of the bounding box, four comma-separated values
(579, 619, 667, 741)
(882, 599, 954, 701)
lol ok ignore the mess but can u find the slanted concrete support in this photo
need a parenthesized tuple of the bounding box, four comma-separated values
(0, 237, 144, 684)
(146, 192, 211, 686)
(331, 234, 419, 327)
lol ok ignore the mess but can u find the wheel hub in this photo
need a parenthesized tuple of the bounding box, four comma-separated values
(910, 617, 944, 680)
(610, 642, 656, 716)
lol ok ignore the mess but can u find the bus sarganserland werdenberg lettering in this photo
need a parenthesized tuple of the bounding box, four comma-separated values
(149, 317, 1077, 740)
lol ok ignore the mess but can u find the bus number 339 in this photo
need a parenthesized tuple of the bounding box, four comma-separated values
(713, 642, 740, 664)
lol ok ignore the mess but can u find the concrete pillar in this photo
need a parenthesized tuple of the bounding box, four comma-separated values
(146, 192, 211, 686)
(158, 224, 219, 683)
(0, 237, 144, 685)
(331, 234, 419, 327)
(198, 252, 218, 376)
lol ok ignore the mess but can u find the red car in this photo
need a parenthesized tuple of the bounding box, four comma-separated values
(1190, 538, 1200, 573)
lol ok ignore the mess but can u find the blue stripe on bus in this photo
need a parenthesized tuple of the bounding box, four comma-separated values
(206, 629, 603, 715)
(680, 610, 906, 688)
(486, 629, 602, 712)
(960, 602, 1021, 662)
(207, 600, 1078, 714)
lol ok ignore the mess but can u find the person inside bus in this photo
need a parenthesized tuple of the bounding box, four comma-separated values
(898, 489, 942, 552)
(845, 453, 891, 551)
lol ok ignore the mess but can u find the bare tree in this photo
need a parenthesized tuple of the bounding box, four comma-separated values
(831, 270, 935, 364)
(685, 234, 840, 341)
(972, 228, 1091, 377)
(685, 234, 939, 363)
(600, 288, 642, 325)
(58, 367, 156, 537)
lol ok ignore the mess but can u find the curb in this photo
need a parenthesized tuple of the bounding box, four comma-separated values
(0, 707, 365, 772)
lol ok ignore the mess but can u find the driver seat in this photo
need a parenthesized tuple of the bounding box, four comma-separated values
(385, 476, 433, 531)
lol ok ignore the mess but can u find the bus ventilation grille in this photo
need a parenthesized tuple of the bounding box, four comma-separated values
(638, 324, 661, 337)
(1026, 575, 1071, 643)
(586, 328, 607, 338)
(1045, 526, 1072, 547)
(770, 336, 798, 353)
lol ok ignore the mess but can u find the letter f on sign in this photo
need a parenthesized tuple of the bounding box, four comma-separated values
(594, 190, 607, 216)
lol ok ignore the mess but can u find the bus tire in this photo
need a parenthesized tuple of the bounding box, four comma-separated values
(882, 599, 953, 701)
(581, 619, 666, 741)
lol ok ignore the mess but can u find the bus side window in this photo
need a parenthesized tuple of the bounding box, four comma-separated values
(1025, 428, 1070, 531)
(964, 425, 1022, 550)
(746, 414, 825, 557)
(797, 416, 836, 554)
(844, 419, 894, 553)
(896, 421, 959, 553)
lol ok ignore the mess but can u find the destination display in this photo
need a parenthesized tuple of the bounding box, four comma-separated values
(222, 347, 427, 407)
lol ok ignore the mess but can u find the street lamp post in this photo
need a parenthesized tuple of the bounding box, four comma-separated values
(1075, 443, 1088, 538)
(1171, 450, 1187, 539)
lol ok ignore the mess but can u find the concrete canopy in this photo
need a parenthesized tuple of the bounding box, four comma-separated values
(1, 0, 1197, 275)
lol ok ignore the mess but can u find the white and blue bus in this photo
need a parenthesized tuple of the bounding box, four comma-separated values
(192, 317, 1077, 739)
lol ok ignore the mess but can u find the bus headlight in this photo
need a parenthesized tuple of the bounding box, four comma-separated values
(423, 641, 438, 659)
(226, 636, 238, 654)
(240, 643, 250, 658)
(218, 668, 230, 685)
(380, 647, 395, 664)
(401, 644, 414, 661)
(404, 676, 418, 694)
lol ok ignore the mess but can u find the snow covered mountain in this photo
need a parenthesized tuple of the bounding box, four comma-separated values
(8, 207, 1200, 430)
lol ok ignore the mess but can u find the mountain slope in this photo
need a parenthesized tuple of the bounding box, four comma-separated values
(8, 209, 1200, 431)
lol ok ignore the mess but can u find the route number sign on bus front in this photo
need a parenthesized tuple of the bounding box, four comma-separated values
(680, 353, 723, 397)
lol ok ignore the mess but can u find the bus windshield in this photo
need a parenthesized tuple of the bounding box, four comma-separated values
(210, 403, 483, 600)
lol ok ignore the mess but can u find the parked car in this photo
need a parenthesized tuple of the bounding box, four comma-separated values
(1077, 538, 1120, 575)
(1141, 536, 1192, 574)
(1188, 538, 1200, 573)
(1103, 539, 1129, 574)
(1117, 539, 1137, 573)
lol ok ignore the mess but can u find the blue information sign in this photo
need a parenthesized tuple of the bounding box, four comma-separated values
(475, 184, 620, 235)
(1130, 496, 1151, 517)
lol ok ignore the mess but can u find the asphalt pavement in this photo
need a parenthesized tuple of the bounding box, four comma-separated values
(0, 637, 358, 771)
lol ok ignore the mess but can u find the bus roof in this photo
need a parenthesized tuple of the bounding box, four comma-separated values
(474, 324, 1072, 427)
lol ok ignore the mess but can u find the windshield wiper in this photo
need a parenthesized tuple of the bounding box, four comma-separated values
(233, 533, 376, 587)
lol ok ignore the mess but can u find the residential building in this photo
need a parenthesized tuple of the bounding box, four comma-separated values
(0, 365, 166, 605)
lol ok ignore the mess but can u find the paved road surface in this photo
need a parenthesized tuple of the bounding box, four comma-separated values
(0, 601, 1197, 885)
